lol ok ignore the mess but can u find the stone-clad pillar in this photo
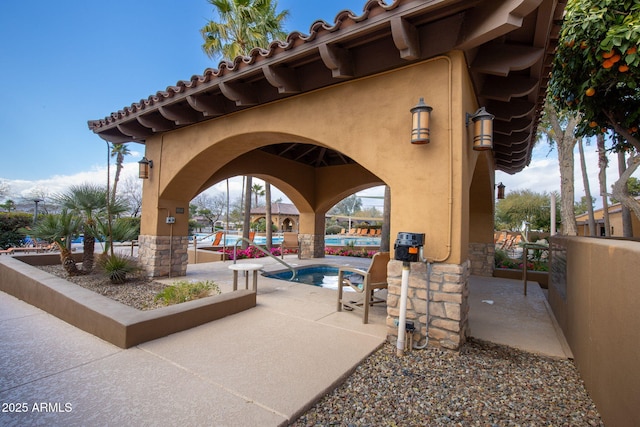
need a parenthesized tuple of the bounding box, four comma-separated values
(138, 235, 189, 277)
(469, 242, 494, 277)
(386, 259, 470, 350)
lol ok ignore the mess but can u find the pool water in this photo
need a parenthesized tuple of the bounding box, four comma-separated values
(264, 265, 360, 290)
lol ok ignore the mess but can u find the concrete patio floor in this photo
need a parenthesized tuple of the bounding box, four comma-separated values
(0, 256, 570, 426)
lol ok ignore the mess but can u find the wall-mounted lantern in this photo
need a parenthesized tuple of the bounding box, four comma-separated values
(410, 98, 433, 144)
(466, 107, 495, 151)
(138, 157, 153, 179)
(497, 182, 505, 200)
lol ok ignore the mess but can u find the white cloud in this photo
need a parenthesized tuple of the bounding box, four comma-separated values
(497, 141, 639, 209)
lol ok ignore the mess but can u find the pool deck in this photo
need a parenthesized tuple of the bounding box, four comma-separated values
(0, 255, 570, 426)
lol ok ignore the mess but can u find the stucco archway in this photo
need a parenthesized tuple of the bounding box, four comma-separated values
(89, 0, 565, 350)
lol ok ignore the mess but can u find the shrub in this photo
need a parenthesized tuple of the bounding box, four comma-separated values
(325, 225, 343, 235)
(96, 253, 143, 284)
(154, 280, 221, 305)
(0, 212, 33, 249)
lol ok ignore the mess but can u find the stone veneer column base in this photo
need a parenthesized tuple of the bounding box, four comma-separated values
(298, 234, 325, 258)
(469, 242, 495, 277)
(386, 259, 470, 350)
(138, 235, 189, 278)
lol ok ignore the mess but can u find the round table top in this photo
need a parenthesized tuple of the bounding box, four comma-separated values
(228, 263, 264, 271)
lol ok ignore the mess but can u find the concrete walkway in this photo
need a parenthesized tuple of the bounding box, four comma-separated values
(0, 257, 570, 426)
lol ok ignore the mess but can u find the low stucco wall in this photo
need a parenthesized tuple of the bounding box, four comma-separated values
(0, 255, 255, 348)
(548, 236, 640, 427)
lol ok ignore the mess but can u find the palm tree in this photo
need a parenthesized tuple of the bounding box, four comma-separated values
(201, 0, 287, 249)
(55, 184, 127, 273)
(110, 143, 130, 205)
(251, 182, 265, 206)
(201, 0, 289, 60)
(30, 210, 82, 276)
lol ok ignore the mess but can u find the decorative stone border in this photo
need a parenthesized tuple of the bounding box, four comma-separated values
(386, 259, 470, 350)
(0, 254, 255, 348)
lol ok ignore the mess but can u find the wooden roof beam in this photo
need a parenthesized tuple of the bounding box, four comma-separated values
(186, 94, 225, 117)
(457, 0, 543, 49)
(262, 65, 301, 94)
(219, 81, 259, 106)
(471, 44, 544, 77)
(319, 44, 354, 78)
(391, 16, 420, 60)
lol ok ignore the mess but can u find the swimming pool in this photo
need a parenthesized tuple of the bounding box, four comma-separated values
(325, 236, 381, 246)
(263, 265, 360, 290)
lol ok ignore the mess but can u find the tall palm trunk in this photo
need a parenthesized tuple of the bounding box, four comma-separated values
(617, 151, 634, 237)
(597, 134, 610, 236)
(111, 152, 124, 205)
(578, 139, 596, 236)
(265, 182, 272, 250)
(242, 176, 252, 249)
(83, 222, 96, 273)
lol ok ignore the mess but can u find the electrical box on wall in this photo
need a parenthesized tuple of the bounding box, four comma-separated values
(165, 216, 176, 224)
(394, 232, 425, 262)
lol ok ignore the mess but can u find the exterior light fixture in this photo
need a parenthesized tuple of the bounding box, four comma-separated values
(497, 182, 505, 200)
(410, 98, 433, 144)
(466, 107, 495, 151)
(138, 157, 153, 179)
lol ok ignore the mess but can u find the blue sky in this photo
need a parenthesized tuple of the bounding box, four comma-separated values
(0, 0, 633, 209)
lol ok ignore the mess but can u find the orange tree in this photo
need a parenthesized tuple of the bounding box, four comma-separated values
(549, 0, 640, 219)
(549, 0, 639, 145)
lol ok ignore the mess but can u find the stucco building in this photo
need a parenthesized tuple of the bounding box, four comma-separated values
(88, 0, 565, 349)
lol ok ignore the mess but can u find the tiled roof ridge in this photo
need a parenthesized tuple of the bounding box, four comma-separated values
(92, 0, 400, 127)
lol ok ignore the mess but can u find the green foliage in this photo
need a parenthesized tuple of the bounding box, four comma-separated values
(0, 212, 33, 249)
(610, 176, 640, 203)
(95, 217, 140, 254)
(330, 195, 363, 216)
(549, 0, 640, 142)
(96, 253, 142, 284)
(574, 195, 596, 215)
(495, 190, 557, 232)
(154, 280, 221, 305)
(494, 249, 549, 272)
(29, 210, 82, 248)
(201, 0, 289, 60)
(325, 225, 343, 235)
(0, 199, 16, 212)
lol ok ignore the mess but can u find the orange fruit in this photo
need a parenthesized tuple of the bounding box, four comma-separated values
(585, 87, 596, 96)
(603, 59, 614, 69)
(632, 126, 639, 132)
(565, 40, 575, 48)
(589, 121, 598, 128)
(611, 54, 621, 63)
(580, 41, 588, 50)
(619, 64, 629, 72)
(602, 50, 615, 58)
(627, 46, 638, 55)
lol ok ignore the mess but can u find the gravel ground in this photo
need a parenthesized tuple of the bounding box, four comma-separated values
(291, 339, 603, 426)
(37, 264, 168, 310)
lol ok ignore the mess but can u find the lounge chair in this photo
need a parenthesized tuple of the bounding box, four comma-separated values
(211, 231, 223, 247)
(337, 251, 390, 324)
(280, 232, 298, 258)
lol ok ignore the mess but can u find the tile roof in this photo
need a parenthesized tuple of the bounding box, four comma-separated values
(88, 0, 566, 174)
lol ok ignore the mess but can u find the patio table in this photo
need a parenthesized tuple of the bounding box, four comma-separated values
(228, 263, 263, 291)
